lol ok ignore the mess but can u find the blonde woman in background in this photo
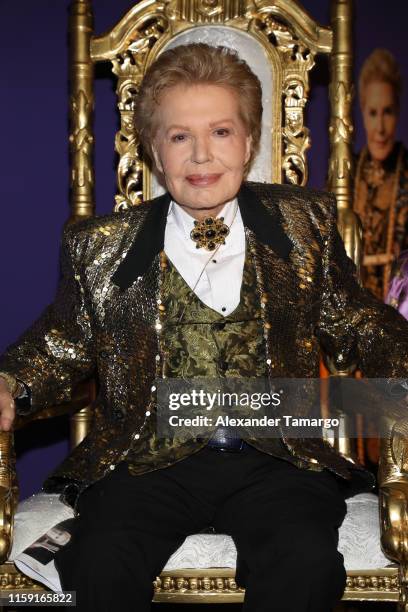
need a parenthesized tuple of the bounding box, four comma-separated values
(354, 49, 408, 467)
(354, 48, 408, 301)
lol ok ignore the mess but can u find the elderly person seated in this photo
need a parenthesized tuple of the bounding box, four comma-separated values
(0, 43, 408, 612)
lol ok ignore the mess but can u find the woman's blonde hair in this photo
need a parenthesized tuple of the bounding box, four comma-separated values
(359, 48, 402, 110)
(134, 43, 263, 168)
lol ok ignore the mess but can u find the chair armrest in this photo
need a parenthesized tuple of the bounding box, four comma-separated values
(13, 380, 94, 430)
(379, 420, 408, 564)
(379, 482, 408, 564)
(0, 380, 94, 563)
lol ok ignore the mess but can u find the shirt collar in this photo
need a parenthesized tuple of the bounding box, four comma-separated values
(169, 198, 238, 241)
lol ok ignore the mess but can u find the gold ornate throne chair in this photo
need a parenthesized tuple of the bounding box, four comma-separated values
(0, 0, 407, 608)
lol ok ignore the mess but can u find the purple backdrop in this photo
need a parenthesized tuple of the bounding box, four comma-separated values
(1, 0, 407, 501)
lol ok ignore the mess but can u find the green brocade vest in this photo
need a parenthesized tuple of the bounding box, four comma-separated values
(126, 242, 322, 475)
(162, 246, 265, 379)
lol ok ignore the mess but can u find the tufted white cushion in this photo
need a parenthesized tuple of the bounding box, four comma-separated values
(9, 492, 392, 582)
(337, 492, 392, 570)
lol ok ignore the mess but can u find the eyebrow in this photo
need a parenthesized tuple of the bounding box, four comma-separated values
(166, 119, 236, 134)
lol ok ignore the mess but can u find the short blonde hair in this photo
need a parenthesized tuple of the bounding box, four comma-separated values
(134, 43, 263, 168)
(359, 48, 402, 109)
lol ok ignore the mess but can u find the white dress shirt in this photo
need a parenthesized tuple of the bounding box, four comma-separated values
(164, 198, 246, 316)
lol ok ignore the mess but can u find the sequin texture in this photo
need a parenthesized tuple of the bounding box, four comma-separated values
(1, 181, 407, 509)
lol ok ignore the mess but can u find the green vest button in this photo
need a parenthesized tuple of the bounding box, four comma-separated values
(212, 321, 226, 331)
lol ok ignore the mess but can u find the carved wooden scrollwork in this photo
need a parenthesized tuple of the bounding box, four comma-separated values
(328, 80, 353, 184)
(112, 81, 144, 211)
(250, 14, 314, 185)
(110, 17, 168, 210)
(282, 79, 311, 185)
(398, 564, 408, 611)
(69, 90, 94, 194)
(69, 0, 95, 220)
(196, 0, 224, 19)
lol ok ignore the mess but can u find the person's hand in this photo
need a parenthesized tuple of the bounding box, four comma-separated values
(0, 378, 16, 432)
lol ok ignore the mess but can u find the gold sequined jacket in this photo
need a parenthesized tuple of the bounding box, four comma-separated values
(1, 181, 408, 510)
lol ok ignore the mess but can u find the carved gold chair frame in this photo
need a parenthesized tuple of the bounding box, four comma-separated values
(0, 0, 407, 608)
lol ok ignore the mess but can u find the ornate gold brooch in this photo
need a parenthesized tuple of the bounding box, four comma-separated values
(190, 216, 230, 251)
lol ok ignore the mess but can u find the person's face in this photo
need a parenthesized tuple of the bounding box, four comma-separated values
(362, 81, 398, 162)
(152, 83, 252, 220)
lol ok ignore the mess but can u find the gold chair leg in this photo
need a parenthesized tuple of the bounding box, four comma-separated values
(0, 432, 17, 564)
(399, 564, 408, 610)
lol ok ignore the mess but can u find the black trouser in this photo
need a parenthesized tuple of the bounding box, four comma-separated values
(54, 444, 348, 611)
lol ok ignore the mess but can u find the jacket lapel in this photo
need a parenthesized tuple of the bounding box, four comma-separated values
(111, 192, 171, 291)
(237, 183, 293, 259)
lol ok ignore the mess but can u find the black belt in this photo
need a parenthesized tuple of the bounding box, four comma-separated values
(207, 439, 249, 452)
(200, 428, 250, 452)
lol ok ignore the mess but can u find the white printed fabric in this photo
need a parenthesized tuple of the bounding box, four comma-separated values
(9, 492, 393, 571)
